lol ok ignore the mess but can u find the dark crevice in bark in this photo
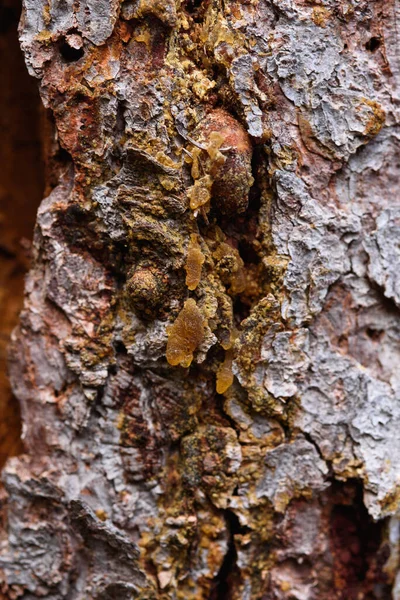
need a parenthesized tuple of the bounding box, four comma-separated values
(113, 340, 128, 356)
(209, 509, 243, 600)
(328, 480, 392, 599)
(215, 143, 266, 327)
(115, 99, 127, 140)
(370, 280, 400, 317)
(365, 327, 384, 341)
(268, 0, 284, 25)
(0, 0, 44, 467)
(365, 36, 381, 52)
(59, 37, 84, 62)
(184, 0, 208, 23)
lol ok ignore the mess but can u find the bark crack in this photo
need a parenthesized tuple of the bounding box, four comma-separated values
(209, 509, 249, 600)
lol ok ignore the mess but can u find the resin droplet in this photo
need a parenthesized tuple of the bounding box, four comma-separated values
(166, 298, 205, 367)
(187, 175, 213, 211)
(216, 349, 234, 394)
(185, 234, 205, 291)
(206, 131, 225, 163)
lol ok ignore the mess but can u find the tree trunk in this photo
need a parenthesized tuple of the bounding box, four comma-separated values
(1, 0, 400, 598)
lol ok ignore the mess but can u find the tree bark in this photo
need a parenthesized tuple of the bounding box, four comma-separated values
(1, 0, 400, 598)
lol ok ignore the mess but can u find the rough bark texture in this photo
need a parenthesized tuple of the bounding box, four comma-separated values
(1, 0, 400, 598)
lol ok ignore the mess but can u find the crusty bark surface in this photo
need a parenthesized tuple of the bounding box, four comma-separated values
(1, 1, 400, 598)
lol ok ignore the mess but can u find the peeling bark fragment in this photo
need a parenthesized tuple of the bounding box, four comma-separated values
(256, 436, 329, 513)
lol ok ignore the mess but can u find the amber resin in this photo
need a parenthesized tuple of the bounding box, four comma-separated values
(185, 234, 205, 291)
(216, 349, 234, 394)
(187, 175, 212, 211)
(166, 298, 205, 367)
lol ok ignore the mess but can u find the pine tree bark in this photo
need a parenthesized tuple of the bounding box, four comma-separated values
(1, 1, 400, 598)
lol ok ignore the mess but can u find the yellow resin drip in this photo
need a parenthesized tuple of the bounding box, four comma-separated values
(216, 349, 234, 394)
(166, 298, 205, 367)
(187, 175, 213, 211)
(185, 234, 205, 291)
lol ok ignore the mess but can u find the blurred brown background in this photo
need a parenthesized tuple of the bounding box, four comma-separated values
(0, 0, 43, 466)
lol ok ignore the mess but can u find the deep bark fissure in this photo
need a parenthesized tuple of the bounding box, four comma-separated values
(209, 509, 245, 600)
(327, 480, 392, 599)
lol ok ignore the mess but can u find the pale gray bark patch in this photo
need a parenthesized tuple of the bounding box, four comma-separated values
(365, 209, 400, 307)
(296, 333, 400, 519)
(255, 436, 329, 513)
(266, 9, 383, 159)
(272, 169, 360, 323)
(231, 55, 264, 138)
